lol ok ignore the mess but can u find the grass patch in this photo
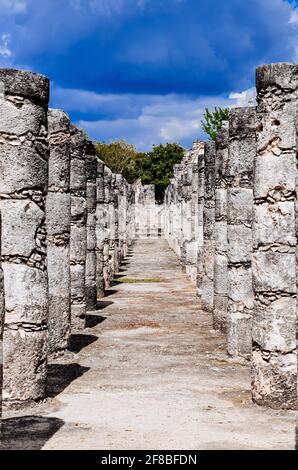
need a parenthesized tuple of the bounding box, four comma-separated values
(117, 277, 164, 284)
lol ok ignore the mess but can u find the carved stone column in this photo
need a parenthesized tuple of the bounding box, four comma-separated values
(70, 126, 87, 330)
(0, 69, 49, 403)
(252, 63, 297, 409)
(85, 140, 97, 310)
(227, 107, 255, 359)
(47, 109, 71, 353)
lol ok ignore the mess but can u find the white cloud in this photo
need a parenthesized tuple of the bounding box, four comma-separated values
(0, 34, 12, 58)
(289, 8, 298, 24)
(0, 0, 26, 14)
(229, 87, 256, 107)
(51, 86, 252, 150)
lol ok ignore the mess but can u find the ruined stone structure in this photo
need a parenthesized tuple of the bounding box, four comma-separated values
(197, 141, 216, 311)
(0, 62, 297, 416)
(70, 125, 87, 330)
(226, 107, 255, 359)
(47, 109, 71, 353)
(164, 142, 204, 283)
(0, 69, 50, 404)
(164, 63, 298, 411)
(85, 140, 97, 310)
(134, 179, 164, 240)
(0, 68, 136, 408)
(251, 63, 297, 409)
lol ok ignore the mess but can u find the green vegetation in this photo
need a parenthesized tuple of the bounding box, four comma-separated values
(96, 140, 185, 202)
(201, 107, 230, 140)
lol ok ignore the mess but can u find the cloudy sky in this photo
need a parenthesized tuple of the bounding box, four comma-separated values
(0, 0, 298, 150)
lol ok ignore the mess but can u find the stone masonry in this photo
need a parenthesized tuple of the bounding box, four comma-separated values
(70, 125, 87, 330)
(0, 63, 297, 415)
(164, 63, 298, 410)
(226, 107, 255, 359)
(0, 69, 49, 404)
(47, 109, 71, 353)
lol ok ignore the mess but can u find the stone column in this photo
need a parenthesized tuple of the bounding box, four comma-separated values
(70, 126, 87, 330)
(213, 123, 229, 331)
(196, 151, 205, 292)
(226, 107, 255, 359)
(252, 63, 297, 409)
(197, 142, 216, 311)
(47, 109, 71, 354)
(96, 159, 105, 298)
(0, 214, 4, 424)
(0, 69, 49, 403)
(103, 166, 112, 289)
(85, 140, 97, 310)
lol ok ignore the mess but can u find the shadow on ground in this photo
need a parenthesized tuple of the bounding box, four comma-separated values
(0, 416, 64, 450)
(47, 363, 90, 397)
(69, 334, 98, 353)
(86, 314, 107, 328)
(96, 300, 114, 310)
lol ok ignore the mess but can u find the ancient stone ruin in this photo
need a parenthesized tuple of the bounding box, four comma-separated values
(0, 62, 297, 432)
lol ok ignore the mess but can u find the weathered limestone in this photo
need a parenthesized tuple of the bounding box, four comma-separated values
(95, 158, 105, 298)
(47, 109, 71, 353)
(197, 141, 216, 311)
(103, 166, 113, 289)
(0, 213, 4, 424)
(0, 69, 49, 403)
(85, 140, 97, 310)
(226, 107, 255, 359)
(213, 123, 229, 331)
(134, 180, 164, 240)
(70, 126, 87, 330)
(252, 63, 298, 409)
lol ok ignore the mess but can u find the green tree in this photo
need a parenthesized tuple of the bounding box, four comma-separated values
(95, 140, 139, 183)
(137, 143, 185, 202)
(201, 107, 230, 140)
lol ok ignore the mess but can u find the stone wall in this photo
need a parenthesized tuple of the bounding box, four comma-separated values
(164, 63, 298, 410)
(0, 68, 136, 408)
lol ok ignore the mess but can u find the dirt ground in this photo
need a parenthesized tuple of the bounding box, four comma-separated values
(1, 240, 296, 450)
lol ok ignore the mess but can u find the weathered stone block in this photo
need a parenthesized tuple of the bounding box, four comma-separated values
(252, 252, 295, 293)
(2, 263, 47, 325)
(0, 199, 44, 258)
(3, 328, 47, 403)
(252, 297, 296, 353)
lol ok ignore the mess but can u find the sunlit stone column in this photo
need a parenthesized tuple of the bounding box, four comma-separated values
(0, 69, 49, 403)
(197, 141, 216, 311)
(103, 166, 112, 289)
(226, 107, 255, 359)
(47, 109, 71, 353)
(251, 63, 297, 408)
(70, 126, 87, 330)
(196, 148, 205, 293)
(213, 123, 229, 331)
(96, 159, 105, 298)
(85, 140, 97, 310)
(0, 213, 4, 424)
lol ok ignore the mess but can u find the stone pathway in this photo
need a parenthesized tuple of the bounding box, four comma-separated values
(2, 240, 296, 450)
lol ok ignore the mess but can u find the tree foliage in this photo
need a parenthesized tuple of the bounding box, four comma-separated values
(201, 107, 230, 140)
(137, 143, 184, 202)
(95, 140, 184, 202)
(96, 140, 139, 183)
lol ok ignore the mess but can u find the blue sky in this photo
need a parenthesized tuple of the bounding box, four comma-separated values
(1, 0, 298, 150)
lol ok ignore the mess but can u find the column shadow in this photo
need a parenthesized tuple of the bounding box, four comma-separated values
(0, 416, 64, 450)
(47, 363, 90, 398)
(69, 334, 98, 353)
